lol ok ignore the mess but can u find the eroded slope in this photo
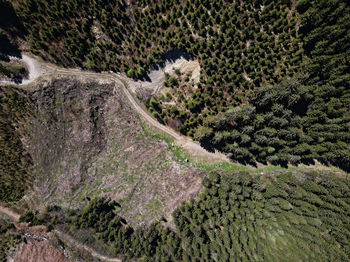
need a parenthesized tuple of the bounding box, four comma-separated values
(22, 77, 204, 226)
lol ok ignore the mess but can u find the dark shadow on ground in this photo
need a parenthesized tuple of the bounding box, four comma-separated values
(0, 0, 27, 37)
(0, 34, 21, 58)
(0, 0, 26, 58)
(143, 49, 192, 82)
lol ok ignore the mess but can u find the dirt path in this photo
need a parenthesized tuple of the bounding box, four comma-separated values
(19, 54, 49, 85)
(0, 54, 53, 85)
(14, 54, 230, 164)
(55, 230, 121, 262)
(0, 204, 20, 221)
(0, 204, 121, 262)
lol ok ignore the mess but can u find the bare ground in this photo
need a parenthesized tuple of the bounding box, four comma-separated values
(0, 205, 20, 221)
(19, 77, 205, 227)
(0, 204, 121, 262)
(0, 206, 67, 262)
(127, 50, 200, 94)
(8, 238, 67, 262)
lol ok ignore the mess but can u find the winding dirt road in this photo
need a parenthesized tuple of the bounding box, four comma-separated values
(116, 75, 230, 163)
(0, 53, 230, 261)
(4, 53, 229, 163)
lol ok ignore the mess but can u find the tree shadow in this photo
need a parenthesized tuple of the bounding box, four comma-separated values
(336, 163, 350, 173)
(163, 49, 191, 61)
(199, 140, 216, 153)
(13, 77, 23, 84)
(0, 33, 21, 57)
(142, 74, 152, 82)
(318, 159, 350, 173)
(0, 1, 26, 57)
(0, 0, 27, 37)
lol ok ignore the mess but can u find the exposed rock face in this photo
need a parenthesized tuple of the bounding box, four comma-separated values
(24, 78, 204, 226)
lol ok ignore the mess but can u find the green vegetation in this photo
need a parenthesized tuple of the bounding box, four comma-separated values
(19, 205, 63, 231)
(0, 0, 24, 55)
(0, 217, 21, 262)
(194, 76, 350, 169)
(299, 0, 350, 170)
(1, 1, 349, 259)
(14, 0, 302, 83)
(172, 171, 350, 261)
(0, 61, 28, 80)
(0, 87, 32, 203)
(9, 0, 349, 170)
(61, 171, 350, 261)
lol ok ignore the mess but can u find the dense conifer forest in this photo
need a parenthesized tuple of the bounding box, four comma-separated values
(23, 171, 350, 261)
(1, 0, 350, 260)
(0, 87, 32, 202)
(11, 0, 350, 170)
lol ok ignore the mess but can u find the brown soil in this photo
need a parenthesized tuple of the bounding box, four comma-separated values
(0, 205, 20, 221)
(13, 77, 205, 227)
(0, 206, 67, 262)
(9, 238, 67, 262)
(0, 204, 121, 262)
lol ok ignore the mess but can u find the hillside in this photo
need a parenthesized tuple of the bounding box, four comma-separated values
(0, 76, 208, 260)
(0, 0, 349, 261)
(9, 0, 349, 171)
(2, 77, 207, 226)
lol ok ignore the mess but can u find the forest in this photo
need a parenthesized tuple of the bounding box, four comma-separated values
(0, 87, 32, 203)
(0, 0, 349, 260)
(21, 170, 350, 261)
(0, 217, 21, 262)
(10, 0, 349, 170)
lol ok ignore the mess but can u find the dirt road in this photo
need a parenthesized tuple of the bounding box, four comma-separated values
(9, 53, 229, 164)
(19, 54, 48, 85)
(55, 230, 121, 262)
(0, 204, 20, 221)
(0, 204, 121, 262)
(0, 54, 52, 85)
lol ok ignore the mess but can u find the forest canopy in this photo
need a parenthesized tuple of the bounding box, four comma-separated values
(1, 0, 350, 260)
(54, 171, 350, 261)
(9, 0, 349, 170)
